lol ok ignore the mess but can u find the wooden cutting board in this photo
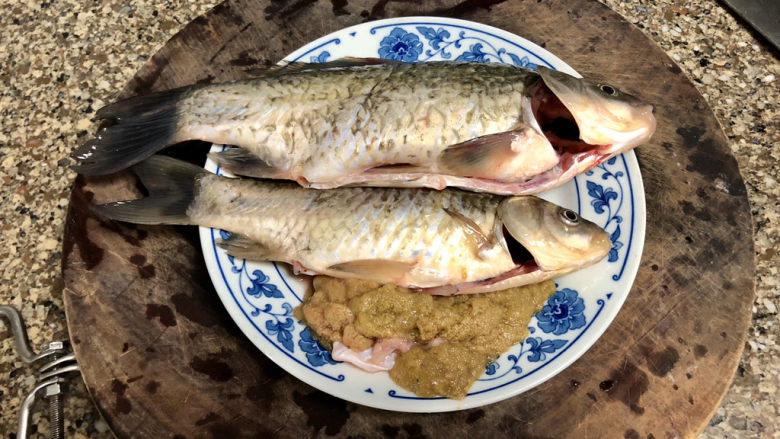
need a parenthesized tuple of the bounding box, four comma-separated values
(61, 0, 755, 437)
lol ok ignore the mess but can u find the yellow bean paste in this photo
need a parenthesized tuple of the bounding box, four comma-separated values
(296, 276, 555, 399)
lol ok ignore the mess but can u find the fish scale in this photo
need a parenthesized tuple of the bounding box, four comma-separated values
(357, 64, 525, 163)
(184, 66, 390, 169)
(181, 63, 530, 180)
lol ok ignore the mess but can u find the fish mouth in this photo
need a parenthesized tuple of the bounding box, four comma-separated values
(533, 66, 655, 157)
(505, 79, 613, 194)
(529, 79, 604, 157)
(426, 223, 588, 295)
(449, 221, 595, 294)
(494, 195, 608, 274)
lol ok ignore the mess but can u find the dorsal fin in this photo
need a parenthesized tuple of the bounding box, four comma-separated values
(245, 57, 402, 76)
(245, 57, 403, 77)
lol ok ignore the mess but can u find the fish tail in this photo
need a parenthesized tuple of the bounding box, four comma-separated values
(71, 86, 193, 175)
(91, 155, 203, 225)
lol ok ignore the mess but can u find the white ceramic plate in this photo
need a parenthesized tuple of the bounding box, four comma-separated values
(198, 17, 646, 412)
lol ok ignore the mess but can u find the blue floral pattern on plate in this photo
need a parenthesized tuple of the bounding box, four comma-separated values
(369, 26, 539, 68)
(482, 287, 592, 380)
(219, 229, 339, 373)
(537, 288, 587, 335)
(578, 156, 635, 280)
(299, 328, 338, 367)
(378, 28, 424, 61)
(201, 17, 644, 412)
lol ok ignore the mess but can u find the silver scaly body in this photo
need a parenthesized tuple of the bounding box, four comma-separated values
(180, 63, 551, 183)
(190, 175, 514, 288)
(91, 157, 612, 294)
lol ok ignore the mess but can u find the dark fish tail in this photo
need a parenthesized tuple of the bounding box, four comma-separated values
(71, 86, 194, 175)
(91, 155, 203, 225)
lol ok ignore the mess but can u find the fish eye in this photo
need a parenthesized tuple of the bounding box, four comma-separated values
(560, 209, 580, 225)
(599, 84, 617, 95)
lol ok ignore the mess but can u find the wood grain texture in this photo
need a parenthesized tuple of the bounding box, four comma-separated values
(61, 0, 755, 438)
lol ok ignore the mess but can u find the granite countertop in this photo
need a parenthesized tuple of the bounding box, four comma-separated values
(0, 0, 776, 437)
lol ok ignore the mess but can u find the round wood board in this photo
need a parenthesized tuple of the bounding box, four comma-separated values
(61, 0, 755, 438)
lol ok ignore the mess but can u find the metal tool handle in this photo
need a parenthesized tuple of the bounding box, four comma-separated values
(1, 305, 80, 439)
(0, 305, 37, 362)
(18, 378, 63, 439)
(0, 305, 64, 363)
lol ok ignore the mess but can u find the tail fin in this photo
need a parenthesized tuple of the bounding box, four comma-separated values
(91, 155, 203, 225)
(71, 86, 193, 175)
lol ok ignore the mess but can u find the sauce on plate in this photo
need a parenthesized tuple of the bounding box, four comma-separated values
(297, 276, 555, 399)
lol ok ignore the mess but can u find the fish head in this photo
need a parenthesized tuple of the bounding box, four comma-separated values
(536, 66, 656, 155)
(496, 196, 611, 272)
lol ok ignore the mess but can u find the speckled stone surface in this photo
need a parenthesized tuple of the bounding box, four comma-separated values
(0, 0, 776, 438)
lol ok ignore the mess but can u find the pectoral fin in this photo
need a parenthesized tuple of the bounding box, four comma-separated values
(208, 148, 280, 179)
(217, 234, 282, 261)
(444, 208, 499, 260)
(437, 126, 556, 182)
(327, 260, 415, 283)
